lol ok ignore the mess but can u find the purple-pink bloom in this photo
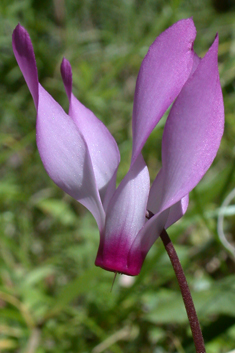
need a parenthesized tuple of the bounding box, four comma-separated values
(12, 19, 224, 276)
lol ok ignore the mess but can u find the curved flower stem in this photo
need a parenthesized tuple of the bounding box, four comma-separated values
(160, 229, 206, 353)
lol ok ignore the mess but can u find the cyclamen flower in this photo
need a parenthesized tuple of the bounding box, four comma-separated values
(12, 19, 224, 276)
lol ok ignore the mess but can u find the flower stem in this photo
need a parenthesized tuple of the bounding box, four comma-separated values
(160, 229, 206, 353)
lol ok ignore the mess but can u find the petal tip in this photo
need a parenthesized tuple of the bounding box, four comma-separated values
(174, 17, 196, 39)
(13, 23, 26, 37)
(201, 33, 219, 71)
(12, 23, 34, 58)
(12, 24, 38, 108)
(61, 57, 71, 73)
(212, 33, 219, 50)
(60, 57, 72, 99)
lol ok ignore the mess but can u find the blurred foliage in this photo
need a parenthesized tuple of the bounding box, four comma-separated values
(1, 0, 235, 352)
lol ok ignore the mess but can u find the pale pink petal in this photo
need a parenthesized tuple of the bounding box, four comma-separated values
(128, 195, 188, 266)
(95, 155, 150, 275)
(12, 24, 105, 231)
(191, 52, 201, 76)
(148, 35, 224, 215)
(61, 58, 120, 206)
(129, 209, 169, 265)
(102, 167, 119, 213)
(37, 85, 105, 231)
(148, 168, 189, 227)
(165, 195, 189, 229)
(131, 18, 196, 163)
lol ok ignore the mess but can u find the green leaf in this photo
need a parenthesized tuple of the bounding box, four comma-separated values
(35, 199, 77, 226)
(144, 289, 188, 324)
(46, 267, 101, 317)
(23, 266, 55, 287)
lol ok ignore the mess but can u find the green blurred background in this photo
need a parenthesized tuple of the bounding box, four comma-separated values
(1, 0, 235, 352)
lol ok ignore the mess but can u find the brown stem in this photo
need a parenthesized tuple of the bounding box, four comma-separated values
(160, 229, 206, 353)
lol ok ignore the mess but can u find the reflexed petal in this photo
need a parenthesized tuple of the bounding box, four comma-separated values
(104, 154, 149, 245)
(37, 85, 105, 230)
(148, 168, 189, 227)
(129, 194, 188, 265)
(191, 52, 201, 76)
(95, 154, 150, 275)
(148, 35, 224, 214)
(147, 168, 163, 214)
(165, 195, 189, 229)
(12, 24, 105, 231)
(61, 58, 120, 205)
(102, 168, 118, 213)
(131, 18, 196, 163)
(129, 208, 169, 262)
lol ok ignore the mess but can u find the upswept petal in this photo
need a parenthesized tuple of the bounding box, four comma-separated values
(131, 18, 196, 164)
(95, 154, 150, 275)
(61, 58, 120, 204)
(148, 35, 224, 214)
(12, 24, 105, 231)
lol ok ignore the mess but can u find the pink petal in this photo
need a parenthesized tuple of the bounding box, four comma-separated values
(148, 35, 224, 215)
(61, 58, 120, 207)
(131, 18, 196, 164)
(95, 155, 150, 275)
(12, 24, 105, 231)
